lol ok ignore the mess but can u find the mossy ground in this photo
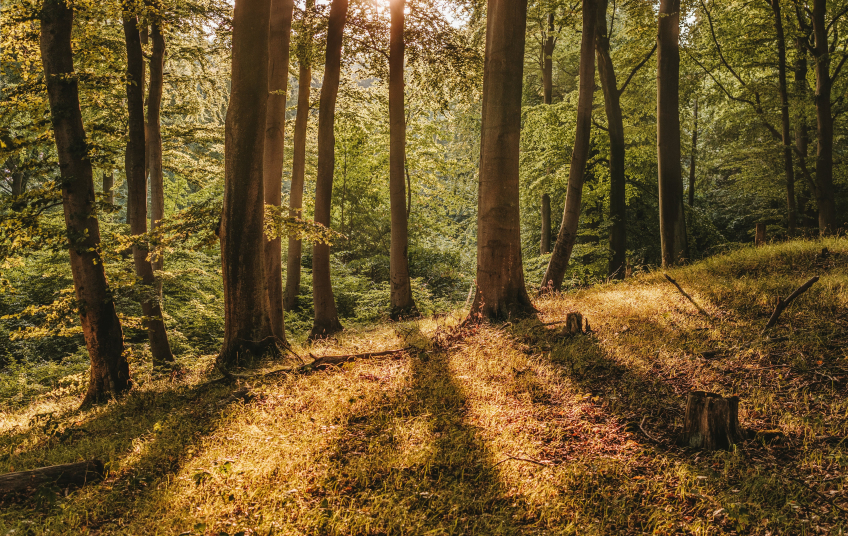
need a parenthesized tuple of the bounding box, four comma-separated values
(1, 238, 847, 535)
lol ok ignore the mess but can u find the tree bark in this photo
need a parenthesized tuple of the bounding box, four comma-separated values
(656, 0, 687, 266)
(147, 12, 166, 283)
(103, 170, 114, 206)
(123, 7, 174, 366)
(40, 0, 130, 407)
(540, 0, 597, 292)
(595, 0, 626, 280)
(309, 0, 349, 339)
(810, 0, 836, 234)
(285, 57, 312, 312)
(469, 0, 536, 319)
(688, 99, 697, 208)
(389, 0, 418, 320)
(541, 193, 551, 254)
(220, 0, 277, 365)
(263, 0, 294, 340)
(682, 391, 744, 450)
(543, 13, 554, 104)
(770, 0, 796, 236)
(795, 37, 812, 225)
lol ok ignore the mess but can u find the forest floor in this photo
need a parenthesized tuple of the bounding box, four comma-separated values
(1, 238, 847, 535)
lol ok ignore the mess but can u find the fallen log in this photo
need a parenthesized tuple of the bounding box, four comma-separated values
(762, 276, 819, 334)
(0, 460, 104, 495)
(664, 274, 710, 317)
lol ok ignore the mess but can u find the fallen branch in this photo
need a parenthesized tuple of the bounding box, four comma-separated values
(639, 416, 663, 443)
(664, 274, 711, 317)
(762, 276, 819, 334)
(0, 461, 104, 496)
(493, 454, 554, 468)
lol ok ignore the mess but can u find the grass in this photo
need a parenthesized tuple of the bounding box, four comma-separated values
(1, 238, 847, 535)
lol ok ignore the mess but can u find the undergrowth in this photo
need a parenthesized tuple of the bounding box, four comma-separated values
(1, 238, 847, 535)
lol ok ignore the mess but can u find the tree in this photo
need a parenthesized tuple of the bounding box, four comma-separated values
(543, 13, 555, 104)
(540, 0, 597, 291)
(594, 0, 655, 279)
(263, 0, 294, 338)
(656, 0, 686, 266)
(39, 0, 130, 405)
(148, 2, 166, 279)
(310, 0, 349, 339)
(285, 0, 316, 312)
(469, 0, 535, 319)
(220, 0, 278, 366)
(688, 99, 697, 208)
(388, 0, 418, 319)
(122, 2, 174, 366)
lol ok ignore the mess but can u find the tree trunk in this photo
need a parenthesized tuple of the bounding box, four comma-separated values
(40, 0, 130, 407)
(103, 170, 114, 205)
(285, 59, 311, 312)
(469, 0, 536, 319)
(770, 0, 796, 236)
(126, 26, 148, 227)
(656, 0, 687, 266)
(123, 8, 174, 366)
(795, 37, 812, 227)
(540, 0, 597, 292)
(309, 0, 349, 339)
(11, 169, 25, 197)
(220, 0, 277, 365)
(389, 0, 418, 320)
(543, 13, 554, 104)
(541, 193, 551, 254)
(263, 0, 294, 340)
(595, 0, 626, 280)
(755, 223, 766, 246)
(147, 13, 166, 284)
(810, 0, 836, 234)
(688, 100, 697, 208)
(681, 391, 744, 450)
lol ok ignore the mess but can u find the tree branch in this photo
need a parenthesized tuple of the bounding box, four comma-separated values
(618, 43, 657, 95)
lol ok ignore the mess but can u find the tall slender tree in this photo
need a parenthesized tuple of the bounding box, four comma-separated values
(388, 0, 418, 319)
(147, 5, 166, 279)
(540, 0, 597, 291)
(123, 3, 174, 366)
(656, 0, 687, 266)
(310, 0, 349, 339)
(768, 0, 796, 235)
(285, 0, 315, 312)
(542, 13, 555, 104)
(40, 0, 130, 406)
(263, 0, 294, 339)
(219, 0, 277, 366)
(469, 0, 535, 319)
(688, 100, 697, 208)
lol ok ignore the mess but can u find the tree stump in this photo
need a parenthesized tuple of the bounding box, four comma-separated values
(755, 223, 766, 247)
(560, 312, 584, 336)
(681, 391, 744, 450)
(0, 460, 104, 496)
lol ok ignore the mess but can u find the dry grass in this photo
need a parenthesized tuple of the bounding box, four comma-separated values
(1, 238, 847, 535)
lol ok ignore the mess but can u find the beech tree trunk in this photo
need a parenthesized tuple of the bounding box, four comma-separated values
(389, 0, 418, 320)
(540, 0, 597, 292)
(543, 13, 554, 104)
(123, 7, 174, 366)
(285, 55, 312, 312)
(40, 0, 130, 406)
(263, 0, 294, 340)
(810, 0, 836, 234)
(656, 0, 687, 266)
(220, 0, 277, 365)
(770, 0, 796, 236)
(795, 37, 812, 224)
(541, 193, 551, 254)
(469, 0, 536, 319)
(309, 0, 349, 339)
(688, 100, 697, 208)
(595, 0, 626, 280)
(103, 170, 114, 205)
(148, 14, 166, 282)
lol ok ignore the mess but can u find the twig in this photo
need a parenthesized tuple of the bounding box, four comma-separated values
(639, 416, 662, 443)
(791, 476, 848, 514)
(664, 274, 711, 317)
(762, 276, 820, 334)
(493, 454, 554, 468)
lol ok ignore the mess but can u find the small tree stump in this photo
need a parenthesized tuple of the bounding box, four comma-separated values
(560, 312, 584, 336)
(681, 391, 744, 450)
(0, 460, 104, 496)
(755, 223, 766, 247)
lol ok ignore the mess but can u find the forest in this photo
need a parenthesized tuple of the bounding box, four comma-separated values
(1, 0, 847, 533)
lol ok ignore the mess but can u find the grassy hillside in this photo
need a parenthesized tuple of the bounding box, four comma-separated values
(1, 238, 846, 535)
